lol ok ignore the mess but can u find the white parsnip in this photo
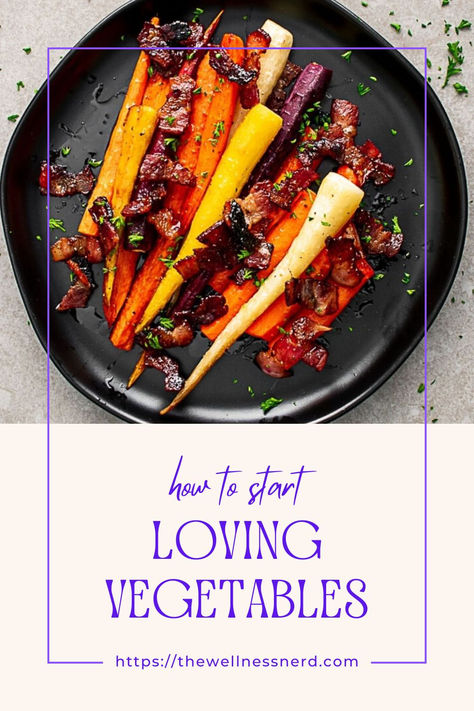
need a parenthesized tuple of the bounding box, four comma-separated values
(160, 172, 364, 414)
(230, 19, 293, 137)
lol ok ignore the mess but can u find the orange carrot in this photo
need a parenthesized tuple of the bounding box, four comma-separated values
(202, 190, 314, 341)
(337, 165, 359, 185)
(109, 35, 244, 351)
(174, 34, 245, 231)
(142, 73, 170, 111)
(164, 52, 218, 223)
(78, 52, 151, 237)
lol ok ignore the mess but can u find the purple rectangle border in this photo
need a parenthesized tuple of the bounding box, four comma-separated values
(46, 45, 429, 666)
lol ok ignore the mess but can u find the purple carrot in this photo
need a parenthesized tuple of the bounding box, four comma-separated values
(247, 62, 333, 186)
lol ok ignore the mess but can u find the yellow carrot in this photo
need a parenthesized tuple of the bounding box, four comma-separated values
(160, 172, 364, 414)
(103, 104, 158, 321)
(136, 103, 283, 332)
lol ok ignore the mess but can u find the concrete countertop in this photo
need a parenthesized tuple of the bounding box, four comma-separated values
(0, 0, 472, 423)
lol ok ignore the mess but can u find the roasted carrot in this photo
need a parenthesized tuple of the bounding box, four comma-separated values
(142, 73, 170, 111)
(127, 351, 147, 388)
(170, 34, 245, 231)
(78, 51, 152, 238)
(202, 189, 314, 340)
(103, 104, 158, 324)
(337, 165, 359, 185)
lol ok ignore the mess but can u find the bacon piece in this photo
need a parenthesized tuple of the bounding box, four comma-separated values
(240, 29, 271, 109)
(224, 200, 258, 252)
(138, 21, 203, 77)
(255, 350, 291, 378)
(50, 234, 103, 264)
(326, 237, 363, 287)
(302, 344, 328, 371)
(147, 207, 183, 242)
(285, 277, 338, 315)
(267, 61, 302, 113)
(235, 184, 274, 229)
(330, 98, 359, 139)
(56, 280, 91, 311)
(139, 152, 196, 185)
(270, 167, 317, 210)
(256, 315, 328, 376)
(158, 75, 196, 134)
(138, 321, 194, 350)
(171, 270, 211, 318)
(193, 294, 228, 325)
(89, 196, 119, 254)
(174, 254, 200, 280)
(343, 144, 395, 186)
(39, 162, 94, 197)
(243, 241, 273, 270)
(143, 351, 184, 391)
(354, 209, 403, 257)
(209, 48, 256, 85)
(122, 181, 167, 217)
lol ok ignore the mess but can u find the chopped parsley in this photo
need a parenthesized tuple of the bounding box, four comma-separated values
(238, 248, 251, 261)
(260, 397, 283, 415)
(406, 289, 416, 295)
(88, 158, 103, 167)
(110, 215, 125, 229)
(392, 215, 402, 234)
(455, 20, 471, 34)
(213, 120, 225, 139)
(248, 385, 255, 398)
(61, 146, 71, 156)
(444, 21, 452, 35)
(361, 1, 368, 6)
(390, 128, 398, 135)
(164, 137, 179, 151)
(102, 266, 117, 274)
(192, 7, 204, 23)
(147, 66, 154, 78)
(35, 234, 42, 241)
(442, 0, 450, 5)
(128, 233, 144, 246)
(417, 383, 425, 394)
(404, 157, 414, 166)
(321, 220, 331, 227)
(194, 134, 202, 143)
(165, 115, 176, 126)
(145, 332, 162, 350)
(16, 80, 25, 91)
(158, 257, 175, 268)
(192, 86, 202, 94)
(278, 326, 289, 335)
(7, 114, 19, 122)
(401, 272, 411, 284)
(369, 75, 378, 82)
(357, 82, 371, 96)
(341, 50, 352, 62)
(453, 82, 468, 94)
(241, 268, 255, 281)
(374, 273, 385, 280)
(390, 23, 401, 33)
(49, 218, 66, 232)
(158, 317, 174, 330)
(22, 47, 32, 54)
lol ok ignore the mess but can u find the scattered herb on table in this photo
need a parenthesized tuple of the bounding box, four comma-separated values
(341, 50, 352, 62)
(7, 114, 19, 122)
(418, 383, 425, 393)
(260, 397, 283, 415)
(22, 47, 31, 54)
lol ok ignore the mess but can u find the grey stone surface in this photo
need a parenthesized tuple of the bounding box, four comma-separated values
(0, 0, 472, 423)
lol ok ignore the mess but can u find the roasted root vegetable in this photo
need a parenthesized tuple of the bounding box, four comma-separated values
(103, 104, 158, 323)
(230, 19, 293, 136)
(137, 103, 283, 332)
(160, 171, 364, 413)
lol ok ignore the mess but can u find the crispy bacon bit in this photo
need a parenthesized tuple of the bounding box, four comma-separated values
(158, 75, 196, 134)
(139, 153, 196, 185)
(89, 196, 119, 254)
(124, 217, 155, 252)
(354, 209, 403, 257)
(298, 125, 346, 166)
(138, 321, 194, 350)
(122, 181, 166, 217)
(240, 29, 270, 109)
(224, 200, 258, 252)
(138, 21, 202, 77)
(244, 241, 274, 270)
(302, 343, 328, 371)
(171, 271, 211, 318)
(197, 220, 231, 248)
(267, 61, 302, 113)
(256, 315, 329, 377)
(39, 162, 94, 197)
(326, 237, 363, 287)
(56, 280, 91, 311)
(143, 351, 185, 392)
(50, 234, 103, 264)
(270, 167, 317, 210)
(193, 294, 228, 325)
(147, 208, 183, 246)
(330, 98, 359, 139)
(235, 184, 274, 229)
(285, 277, 338, 315)
(343, 143, 395, 186)
(209, 48, 256, 84)
(174, 254, 200, 280)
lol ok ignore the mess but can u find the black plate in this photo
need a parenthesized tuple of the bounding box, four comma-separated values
(0, 0, 467, 423)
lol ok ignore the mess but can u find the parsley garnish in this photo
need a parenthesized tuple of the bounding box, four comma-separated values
(374, 273, 384, 280)
(341, 50, 352, 62)
(401, 272, 411, 284)
(61, 146, 71, 157)
(193, 86, 202, 94)
(49, 218, 66, 232)
(390, 128, 398, 135)
(404, 157, 414, 166)
(110, 215, 125, 229)
(16, 80, 25, 91)
(455, 20, 471, 34)
(392, 216, 402, 234)
(260, 397, 283, 414)
(102, 266, 117, 274)
(406, 289, 416, 295)
(238, 249, 251, 261)
(35, 234, 42, 241)
(390, 23, 401, 33)
(194, 134, 202, 143)
(241, 268, 254, 281)
(128, 233, 144, 246)
(357, 82, 371, 96)
(23, 47, 31, 54)
(158, 317, 174, 330)
(7, 114, 19, 122)
(213, 120, 225, 139)
(453, 82, 468, 94)
(147, 66, 154, 78)
(158, 257, 175, 268)
(248, 385, 255, 398)
(442, 0, 450, 5)
(192, 7, 204, 23)
(164, 137, 179, 151)
(417, 383, 425, 393)
(88, 158, 102, 167)
(165, 115, 176, 126)
(145, 332, 162, 350)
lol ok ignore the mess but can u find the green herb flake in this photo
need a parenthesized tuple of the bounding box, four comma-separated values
(192, 86, 202, 94)
(455, 20, 471, 34)
(321, 220, 331, 227)
(7, 114, 19, 122)
(194, 134, 202, 143)
(192, 7, 204, 23)
(237, 249, 251, 261)
(23, 47, 32, 54)
(158, 317, 174, 330)
(361, 1, 368, 6)
(147, 66, 154, 78)
(110, 215, 125, 229)
(158, 257, 175, 268)
(102, 266, 117, 274)
(390, 128, 398, 135)
(260, 397, 283, 415)
(442, 0, 450, 5)
(248, 385, 255, 397)
(406, 289, 416, 295)
(444, 21, 452, 35)
(233, 378, 238, 384)
(128, 233, 144, 246)
(164, 137, 179, 151)
(145, 333, 162, 350)
(61, 146, 71, 157)
(392, 215, 402, 234)
(408, 29, 413, 37)
(341, 50, 352, 62)
(16, 80, 25, 91)
(357, 82, 371, 96)
(242, 15, 248, 21)
(88, 158, 103, 168)
(401, 272, 411, 284)
(417, 383, 425, 393)
(49, 218, 66, 232)
(453, 82, 468, 94)
(35, 234, 42, 241)
(404, 157, 414, 166)
(390, 23, 401, 33)
(374, 273, 385, 280)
